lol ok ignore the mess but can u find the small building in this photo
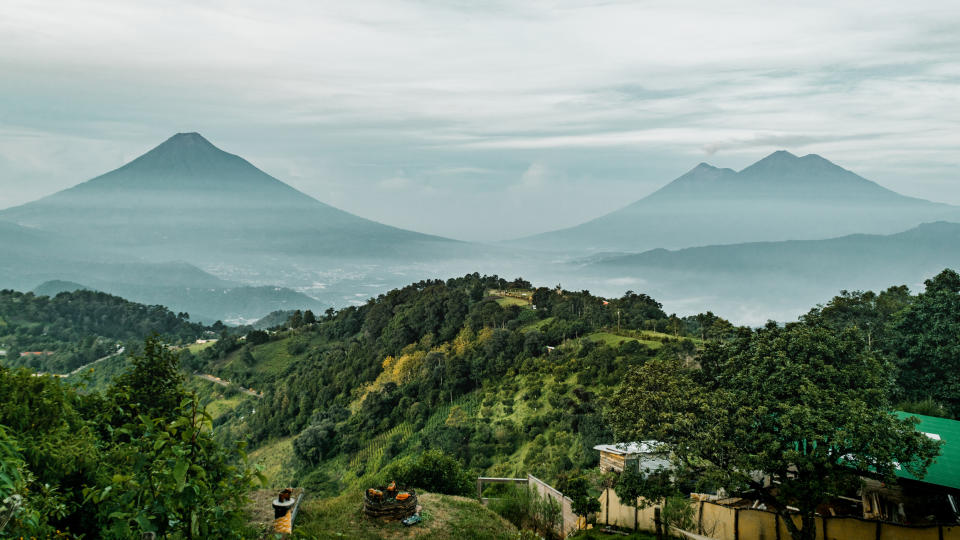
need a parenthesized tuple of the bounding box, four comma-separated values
(856, 412, 960, 523)
(593, 441, 671, 473)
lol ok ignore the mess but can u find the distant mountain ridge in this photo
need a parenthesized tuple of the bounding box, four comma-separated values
(0, 218, 324, 323)
(578, 221, 960, 323)
(512, 150, 960, 253)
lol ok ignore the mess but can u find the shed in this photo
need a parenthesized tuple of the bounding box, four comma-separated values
(593, 441, 670, 473)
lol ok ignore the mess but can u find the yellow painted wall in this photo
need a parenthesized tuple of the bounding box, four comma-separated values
(598, 489, 960, 540)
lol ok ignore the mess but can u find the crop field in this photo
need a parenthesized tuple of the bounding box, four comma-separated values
(495, 296, 529, 308)
(586, 332, 662, 349)
(519, 316, 554, 333)
(186, 340, 216, 354)
(349, 422, 414, 472)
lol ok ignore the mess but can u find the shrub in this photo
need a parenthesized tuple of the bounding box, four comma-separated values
(387, 449, 472, 496)
(489, 485, 563, 540)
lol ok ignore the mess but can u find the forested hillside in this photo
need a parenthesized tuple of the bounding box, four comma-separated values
(192, 271, 960, 501)
(0, 288, 209, 373)
(192, 274, 722, 495)
(3, 271, 958, 538)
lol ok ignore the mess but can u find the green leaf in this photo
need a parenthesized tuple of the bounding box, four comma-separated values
(173, 459, 188, 491)
(135, 512, 157, 532)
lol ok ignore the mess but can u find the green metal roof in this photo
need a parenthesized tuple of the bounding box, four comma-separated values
(894, 411, 960, 490)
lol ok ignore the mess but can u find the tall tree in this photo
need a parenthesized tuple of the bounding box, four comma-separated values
(606, 323, 940, 540)
(109, 335, 186, 421)
(891, 269, 960, 416)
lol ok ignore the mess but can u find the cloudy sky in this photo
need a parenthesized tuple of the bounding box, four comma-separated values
(1, 0, 958, 240)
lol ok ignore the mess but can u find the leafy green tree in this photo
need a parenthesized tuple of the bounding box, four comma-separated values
(293, 420, 336, 465)
(0, 425, 59, 538)
(803, 286, 912, 350)
(891, 269, 960, 416)
(613, 465, 673, 530)
(566, 475, 601, 528)
(607, 324, 941, 540)
(240, 346, 256, 366)
(245, 329, 270, 345)
(86, 396, 263, 539)
(0, 367, 97, 535)
(109, 335, 186, 421)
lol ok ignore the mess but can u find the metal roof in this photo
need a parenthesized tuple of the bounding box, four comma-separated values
(593, 441, 661, 455)
(894, 411, 960, 490)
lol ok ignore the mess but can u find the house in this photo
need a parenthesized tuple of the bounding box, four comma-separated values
(856, 412, 960, 523)
(593, 441, 671, 473)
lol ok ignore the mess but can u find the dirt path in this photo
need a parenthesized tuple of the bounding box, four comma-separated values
(194, 372, 262, 397)
(60, 347, 126, 377)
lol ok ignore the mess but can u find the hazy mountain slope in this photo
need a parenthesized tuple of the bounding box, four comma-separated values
(512, 151, 960, 254)
(32, 280, 93, 296)
(580, 221, 960, 322)
(0, 133, 462, 262)
(0, 220, 323, 323)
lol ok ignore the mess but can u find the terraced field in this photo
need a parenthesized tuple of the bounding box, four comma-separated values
(349, 422, 414, 471)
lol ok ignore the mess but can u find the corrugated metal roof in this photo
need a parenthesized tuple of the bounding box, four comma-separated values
(894, 411, 960, 490)
(592, 441, 661, 455)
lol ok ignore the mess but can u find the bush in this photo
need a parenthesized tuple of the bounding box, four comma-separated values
(299, 468, 339, 497)
(387, 449, 473, 496)
(489, 484, 535, 529)
(489, 485, 563, 540)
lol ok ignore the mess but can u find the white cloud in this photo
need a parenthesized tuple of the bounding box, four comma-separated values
(0, 0, 958, 237)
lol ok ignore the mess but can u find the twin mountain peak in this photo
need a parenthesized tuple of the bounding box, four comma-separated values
(2, 132, 953, 256)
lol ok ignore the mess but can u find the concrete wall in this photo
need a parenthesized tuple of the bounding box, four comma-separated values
(528, 474, 579, 537)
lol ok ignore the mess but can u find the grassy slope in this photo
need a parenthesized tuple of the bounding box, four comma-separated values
(186, 340, 217, 354)
(248, 437, 297, 488)
(293, 491, 518, 540)
(495, 296, 530, 308)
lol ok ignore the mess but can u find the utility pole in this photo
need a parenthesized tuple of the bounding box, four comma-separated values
(617, 310, 621, 334)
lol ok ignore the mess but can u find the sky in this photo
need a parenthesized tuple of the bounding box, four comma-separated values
(1, 0, 958, 241)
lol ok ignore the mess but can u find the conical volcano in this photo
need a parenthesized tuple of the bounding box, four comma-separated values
(0, 133, 457, 261)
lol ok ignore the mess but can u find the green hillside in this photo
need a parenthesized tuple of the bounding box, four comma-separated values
(200, 275, 707, 496)
(0, 288, 209, 373)
(6, 270, 960, 539)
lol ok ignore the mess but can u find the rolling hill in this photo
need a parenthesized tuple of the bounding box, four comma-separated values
(512, 151, 960, 254)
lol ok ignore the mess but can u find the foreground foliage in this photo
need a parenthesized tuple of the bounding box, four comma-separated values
(0, 336, 261, 538)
